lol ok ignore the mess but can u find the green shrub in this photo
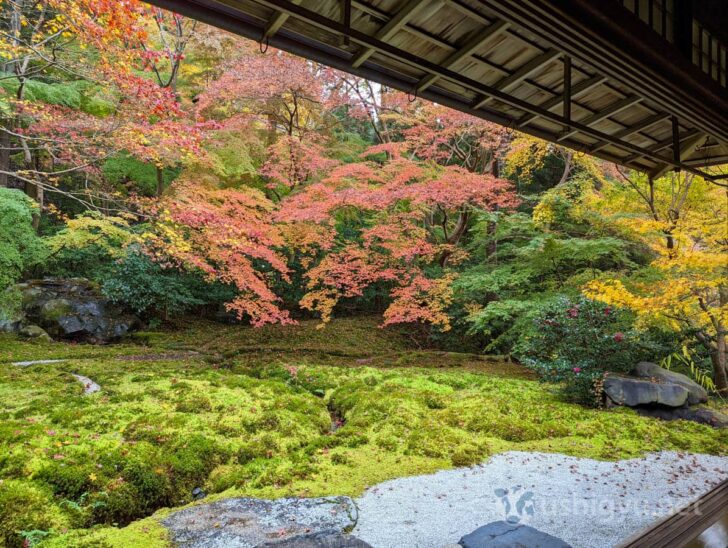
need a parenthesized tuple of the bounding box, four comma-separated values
(514, 297, 661, 404)
(0, 188, 46, 289)
(43, 243, 118, 281)
(0, 285, 22, 323)
(42, 213, 137, 281)
(101, 249, 202, 318)
(102, 248, 237, 319)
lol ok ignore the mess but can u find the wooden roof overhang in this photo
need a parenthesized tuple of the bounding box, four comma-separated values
(147, 0, 728, 181)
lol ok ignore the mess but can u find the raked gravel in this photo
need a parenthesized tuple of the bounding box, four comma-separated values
(352, 451, 728, 548)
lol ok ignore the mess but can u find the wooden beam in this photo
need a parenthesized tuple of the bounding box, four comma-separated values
(558, 95, 642, 141)
(562, 56, 571, 123)
(684, 154, 728, 167)
(262, 0, 303, 40)
(415, 19, 509, 92)
(590, 112, 670, 153)
(442, 0, 534, 51)
(622, 128, 703, 164)
(478, 0, 728, 144)
(351, 0, 437, 68)
(672, 116, 681, 165)
(650, 131, 708, 178)
(352, 0, 622, 132)
(205, 0, 719, 180)
(517, 75, 606, 126)
(473, 48, 561, 109)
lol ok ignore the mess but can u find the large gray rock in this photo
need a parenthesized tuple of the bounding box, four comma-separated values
(258, 531, 372, 547)
(636, 406, 728, 428)
(162, 497, 357, 548)
(459, 521, 571, 547)
(40, 298, 73, 322)
(633, 361, 708, 405)
(0, 318, 22, 333)
(13, 278, 138, 343)
(603, 375, 689, 407)
(17, 324, 52, 342)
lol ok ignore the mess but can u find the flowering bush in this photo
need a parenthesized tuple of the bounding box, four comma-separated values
(514, 297, 657, 404)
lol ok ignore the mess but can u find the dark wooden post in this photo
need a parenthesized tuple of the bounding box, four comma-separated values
(562, 56, 571, 125)
(671, 116, 681, 171)
(673, 0, 694, 59)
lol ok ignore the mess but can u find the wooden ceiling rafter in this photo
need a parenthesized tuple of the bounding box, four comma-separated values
(558, 95, 643, 142)
(350, 0, 438, 68)
(349, 0, 674, 149)
(414, 19, 510, 93)
(472, 48, 562, 109)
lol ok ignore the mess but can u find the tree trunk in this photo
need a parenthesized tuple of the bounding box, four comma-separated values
(439, 210, 470, 267)
(485, 216, 498, 261)
(556, 151, 573, 186)
(22, 179, 42, 230)
(156, 166, 165, 197)
(711, 340, 728, 395)
(712, 323, 728, 394)
(0, 129, 10, 187)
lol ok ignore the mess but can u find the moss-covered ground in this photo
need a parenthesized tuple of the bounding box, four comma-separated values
(0, 317, 725, 547)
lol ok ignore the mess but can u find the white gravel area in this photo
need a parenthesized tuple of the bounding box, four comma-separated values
(352, 451, 728, 548)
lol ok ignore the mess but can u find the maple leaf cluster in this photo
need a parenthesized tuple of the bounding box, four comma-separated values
(2, 5, 519, 330)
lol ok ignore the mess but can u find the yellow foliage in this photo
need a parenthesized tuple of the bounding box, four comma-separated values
(582, 172, 727, 339)
(47, 213, 138, 257)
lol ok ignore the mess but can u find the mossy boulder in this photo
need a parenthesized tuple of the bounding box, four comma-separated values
(14, 278, 139, 343)
(40, 298, 73, 322)
(17, 324, 52, 342)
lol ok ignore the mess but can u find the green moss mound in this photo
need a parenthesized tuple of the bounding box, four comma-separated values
(0, 318, 724, 546)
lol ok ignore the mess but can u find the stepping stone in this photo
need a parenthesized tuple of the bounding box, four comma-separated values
(459, 521, 572, 547)
(258, 531, 372, 547)
(162, 496, 357, 548)
(72, 373, 100, 395)
(11, 359, 66, 367)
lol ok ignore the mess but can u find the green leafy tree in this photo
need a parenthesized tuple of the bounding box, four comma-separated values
(0, 188, 46, 289)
